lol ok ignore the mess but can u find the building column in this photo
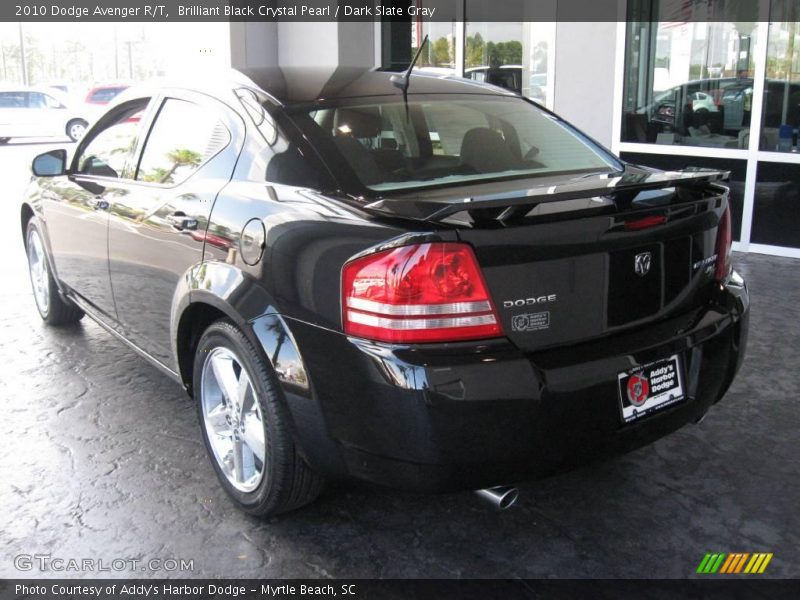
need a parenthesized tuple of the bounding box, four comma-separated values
(229, 22, 279, 70)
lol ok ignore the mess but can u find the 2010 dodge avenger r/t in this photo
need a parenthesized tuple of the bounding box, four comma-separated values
(20, 66, 749, 516)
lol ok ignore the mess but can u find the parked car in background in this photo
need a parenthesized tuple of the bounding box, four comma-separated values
(84, 84, 129, 106)
(528, 72, 547, 104)
(638, 78, 739, 124)
(625, 76, 800, 145)
(20, 68, 748, 516)
(465, 66, 547, 103)
(0, 86, 90, 142)
(465, 65, 523, 94)
(45, 82, 87, 99)
(688, 90, 718, 113)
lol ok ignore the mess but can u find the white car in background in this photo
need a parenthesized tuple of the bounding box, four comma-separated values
(0, 86, 90, 143)
(688, 91, 718, 113)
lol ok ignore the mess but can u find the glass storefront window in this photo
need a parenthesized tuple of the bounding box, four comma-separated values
(413, 21, 457, 74)
(761, 1, 800, 151)
(752, 162, 800, 247)
(463, 21, 555, 108)
(622, 10, 757, 149)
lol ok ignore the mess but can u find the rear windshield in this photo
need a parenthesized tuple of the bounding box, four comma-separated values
(288, 94, 619, 192)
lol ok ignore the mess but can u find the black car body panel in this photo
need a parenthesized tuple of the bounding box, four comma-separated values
(280, 278, 747, 491)
(21, 67, 750, 494)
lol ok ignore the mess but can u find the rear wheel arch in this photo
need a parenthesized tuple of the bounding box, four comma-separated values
(174, 259, 283, 395)
(175, 293, 276, 397)
(174, 296, 320, 467)
(176, 300, 232, 397)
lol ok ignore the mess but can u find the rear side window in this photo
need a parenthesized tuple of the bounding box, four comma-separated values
(239, 91, 334, 190)
(136, 99, 230, 185)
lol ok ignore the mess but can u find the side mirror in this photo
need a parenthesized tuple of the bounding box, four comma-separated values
(32, 149, 67, 177)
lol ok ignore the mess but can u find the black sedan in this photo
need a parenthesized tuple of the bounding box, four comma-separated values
(20, 67, 749, 516)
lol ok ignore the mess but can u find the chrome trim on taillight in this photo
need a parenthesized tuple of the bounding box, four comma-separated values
(346, 311, 497, 330)
(346, 297, 492, 316)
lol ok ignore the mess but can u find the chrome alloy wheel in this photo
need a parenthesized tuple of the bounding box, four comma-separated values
(200, 347, 266, 492)
(27, 228, 50, 315)
(68, 122, 86, 141)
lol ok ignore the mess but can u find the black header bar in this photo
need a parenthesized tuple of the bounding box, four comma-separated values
(2, 579, 800, 600)
(4, 0, 764, 23)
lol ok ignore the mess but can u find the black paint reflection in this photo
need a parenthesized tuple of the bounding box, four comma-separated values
(620, 152, 746, 242)
(752, 161, 800, 249)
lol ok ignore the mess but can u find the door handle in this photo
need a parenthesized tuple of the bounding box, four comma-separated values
(93, 197, 109, 210)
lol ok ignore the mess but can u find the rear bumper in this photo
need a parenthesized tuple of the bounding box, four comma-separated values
(277, 273, 749, 492)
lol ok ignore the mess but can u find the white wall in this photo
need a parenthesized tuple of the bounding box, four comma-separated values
(337, 22, 377, 67)
(231, 22, 375, 71)
(278, 22, 339, 67)
(230, 22, 278, 70)
(553, 20, 620, 149)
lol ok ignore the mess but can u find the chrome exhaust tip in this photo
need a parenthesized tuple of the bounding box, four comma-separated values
(474, 486, 519, 510)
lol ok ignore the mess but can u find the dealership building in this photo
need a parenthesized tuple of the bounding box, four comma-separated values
(227, 0, 800, 259)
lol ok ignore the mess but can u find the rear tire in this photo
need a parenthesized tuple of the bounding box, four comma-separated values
(25, 219, 84, 326)
(66, 119, 88, 142)
(193, 320, 324, 517)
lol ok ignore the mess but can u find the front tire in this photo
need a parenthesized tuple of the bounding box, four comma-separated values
(193, 320, 323, 516)
(26, 219, 84, 326)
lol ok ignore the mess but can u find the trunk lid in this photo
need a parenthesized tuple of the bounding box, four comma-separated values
(366, 166, 729, 352)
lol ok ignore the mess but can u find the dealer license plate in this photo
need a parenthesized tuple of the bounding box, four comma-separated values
(617, 354, 685, 423)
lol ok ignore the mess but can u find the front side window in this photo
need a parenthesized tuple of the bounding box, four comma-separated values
(136, 99, 230, 185)
(290, 95, 619, 192)
(77, 102, 148, 179)
(27, 93, 47, 109)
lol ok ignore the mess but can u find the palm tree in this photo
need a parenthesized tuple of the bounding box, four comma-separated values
(145, 148, 203, 184)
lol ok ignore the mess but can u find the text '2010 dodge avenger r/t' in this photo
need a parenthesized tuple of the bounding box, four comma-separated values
(20, 65, 749, 516)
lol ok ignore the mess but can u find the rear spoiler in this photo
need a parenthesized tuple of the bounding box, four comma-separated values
(362, 168, 729, 224)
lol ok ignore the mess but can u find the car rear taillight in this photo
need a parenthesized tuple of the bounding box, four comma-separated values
(342, 242, 503, 343)
(715, 204, 733, 282)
